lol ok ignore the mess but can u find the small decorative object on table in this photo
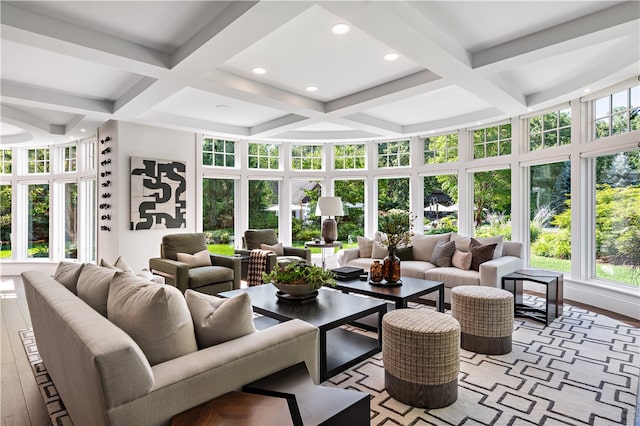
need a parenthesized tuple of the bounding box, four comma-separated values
(377, 209, 414, 285)
(263, 261, 336, 302)
(369, 260, 383, 283)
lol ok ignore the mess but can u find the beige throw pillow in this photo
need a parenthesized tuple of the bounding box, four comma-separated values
(107, 272, 198, 365)
(411, 233, 451, 263)
(114, 256, 134, 273)
(54, 262, 85, 294)
(371, 241, 388, 259)
(260, 242, 284, 256)
(185, 290, 256, 348)
(357, 236, 373, 258)
(451, 250, 472, 271)
(452, 234, 504, 259)
(76, 263, 117, 317)
(176, 250, 212, 268)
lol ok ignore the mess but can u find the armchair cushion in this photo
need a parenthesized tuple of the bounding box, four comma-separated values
(245, 229, 278, 249)
(177, 250, 212, 268)
(162, 233, 207, 260)
(260, 242, 284, 256)
(189, 266, 234, 289)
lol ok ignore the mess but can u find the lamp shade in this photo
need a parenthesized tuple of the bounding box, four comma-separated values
(316, 196, 344, 217)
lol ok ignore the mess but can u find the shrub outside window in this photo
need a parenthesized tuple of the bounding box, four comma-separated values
(423, 133, 458, 164)
(248, 143, 280, 169)
(203, 138, 236, 167)
(334, 144, 365, 169)
(473, 124, 511, 159)
(529, 108, 571, 151)
(378, 140, 410, 168)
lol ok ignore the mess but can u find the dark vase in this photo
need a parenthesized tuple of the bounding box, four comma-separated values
(382, 246, 401, 284)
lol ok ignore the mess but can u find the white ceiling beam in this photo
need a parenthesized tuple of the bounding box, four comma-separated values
(272, 129, 379, 141)
(402, 107, 505, 135)
(139, 110, 248, 138)
(473, 2, 640, 71)
(342, 113, 402, 135)
(250, 114, 313, 138)
(1, 104, 59, 135)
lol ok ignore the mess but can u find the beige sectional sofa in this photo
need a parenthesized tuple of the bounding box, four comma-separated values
(22, 267, 319, 426)
(337, 233, 523, 304)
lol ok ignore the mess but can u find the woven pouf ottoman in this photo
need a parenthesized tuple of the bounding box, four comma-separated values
(451, 286, 514, 355)
(382, 309, 460, 408)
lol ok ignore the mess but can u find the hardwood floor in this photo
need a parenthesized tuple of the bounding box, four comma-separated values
(0, 274, 637, 426)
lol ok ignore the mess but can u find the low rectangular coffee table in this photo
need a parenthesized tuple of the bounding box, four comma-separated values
(219, 284, 387, 382)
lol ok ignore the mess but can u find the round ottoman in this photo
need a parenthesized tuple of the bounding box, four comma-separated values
(382, 309, 460, 408)
(451, 286, 514, 355)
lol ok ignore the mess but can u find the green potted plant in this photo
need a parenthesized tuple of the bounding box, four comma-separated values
(263, 261, 336, 296)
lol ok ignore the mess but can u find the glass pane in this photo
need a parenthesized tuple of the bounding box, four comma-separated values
(447, 148, 458, 162)
(612, 90, 627, 111)
(486, 127, 498, 141)
(290, 180, 321, 247)
(486, 142, 498, 157)
(335, 179, 365, 245)
(474, 144, 485, 159)
(530, 133, 542, 150)
(543, 112, 558, 130)
(203, 178, 235, 255)
(499, 124, 511, 139)
(559, 127, 571, 145)
(28, 184, 49, 259)
(0, 185, 11, 259)
(202, 138, 213, 152)
(631, 108, 640, 131)
(612, 112, 628, 135)
(64, 183, 78, 259)
(248, 180, 279, 230)
(595, 151, 640, 285)
(473, 169, 511, 236)
(544, 131, 557, 148)
(595, 118, 610, 139)
(559, 108, 571, 127)
(214, 154, 224, 166)
(226, 155, 234, 167)
(248, 157, 258, 168)
(595, 96, 610, 118)
(203, 152, 212, 165)
(500, 140, 512, 155)
(530, 161, 571, 272)
(248, 144, 258, 155)
(530, 116, 542, 134)
(631, 86, 639, 108)
(424, 175, 458, 235)
(377, 177, 410, 212)
(226, 141, 235, 154)
(214, 140, 224, 152)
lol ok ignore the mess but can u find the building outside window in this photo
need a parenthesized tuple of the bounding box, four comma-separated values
(529, 108, 571, 151)
(291, 144, 323, 170)
(423, 133, 458, 164)
(203, 138, 236, 167)
(27, 148, 50, 174)
(202, 178, 235, 255)
(290, 180, 321, 246)
(334, 144, 366, 169)
(378, 140, 410, 168)
(248, 142, 280, 169)
(424, 175, 458, 234)
(594, 86, 639, 139)
(473, 123, 511, 159)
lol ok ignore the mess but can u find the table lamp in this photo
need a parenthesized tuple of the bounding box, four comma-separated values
(316, 196, 344, 243)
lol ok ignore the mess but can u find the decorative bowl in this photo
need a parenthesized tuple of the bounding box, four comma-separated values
(272, 282, 318, 296)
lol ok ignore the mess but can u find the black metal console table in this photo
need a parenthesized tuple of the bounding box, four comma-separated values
(501, 269, 564, 326)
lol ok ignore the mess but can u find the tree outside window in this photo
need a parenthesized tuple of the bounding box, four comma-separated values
(203, 178, 235, 255)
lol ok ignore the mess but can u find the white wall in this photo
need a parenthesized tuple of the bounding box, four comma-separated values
(96, 120, 198, 272)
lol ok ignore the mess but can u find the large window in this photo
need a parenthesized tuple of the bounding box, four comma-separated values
(594, 151, 639, 285)
(203, 178, 235, 255)
(377, 177, 410, 213)
(473, 169, 511, 237)
(248, 180, 279, 230)
(473, 123, 511, 159)
(530, 161, 571, 272)
(529, 108, 571, 151)
(423, 133, 458, 164)
(378, 140, 410, 168)
(64, 182, 78, 259)
(594, 86, 639, 139)
(1, 149, 11, 174)
(334, 144, 365, 170)
(248, 143, 280, 170)
(424, 175, 458, 234)
(203, 138, 236, 167)
(27, 148, 50, 174)
(335, 179, 365, 244)
(0, 184, 11, 258)
(27, 183, 49, 258)
(291, 180, 321, 245)
(291, 144, 322, 170)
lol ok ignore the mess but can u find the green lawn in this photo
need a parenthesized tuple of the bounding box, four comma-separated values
(531, 255, 638, 286)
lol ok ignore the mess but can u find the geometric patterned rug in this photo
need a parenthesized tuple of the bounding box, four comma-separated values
(322, 296, 640, 425)
(20, 295, 639, 426)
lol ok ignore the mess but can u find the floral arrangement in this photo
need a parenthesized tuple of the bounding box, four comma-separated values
(262, 261, 336, 290)
(378, 209, 415, 249)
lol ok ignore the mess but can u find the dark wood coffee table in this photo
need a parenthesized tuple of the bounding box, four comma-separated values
(219, 284, 387, 382)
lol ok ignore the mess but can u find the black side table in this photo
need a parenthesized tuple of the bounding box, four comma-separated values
(501, 269, 564, 326)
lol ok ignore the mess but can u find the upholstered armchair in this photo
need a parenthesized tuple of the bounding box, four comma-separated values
(149, 233, 241, 295)
(235, 229, 311, 276)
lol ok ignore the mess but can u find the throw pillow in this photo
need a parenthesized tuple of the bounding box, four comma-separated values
(431, 240, 456, 267)
(77, 263, 117, 317)
(136, 269, 155, 281)
(469, 238, 497, 271)
(176, 250, 212, 268)
(357, 236, 373, 258)
(185, 290, 256, 348)
(396, 246, 414, 261)
(371, 241, 388, 259)
(475, 235, 504, 258)
(260, 242, 284, 256)
(107, 272, 198, 366)
(451, 233, 471, 251)
(100, 258, 118, 270)
(53, 262, 85, 294)
(114, 256, 134, 273)
(410, 233, 451, 263)
(451, 250, 472, 271)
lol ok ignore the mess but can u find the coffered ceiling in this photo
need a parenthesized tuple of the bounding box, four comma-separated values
(1, 1, 638, 145)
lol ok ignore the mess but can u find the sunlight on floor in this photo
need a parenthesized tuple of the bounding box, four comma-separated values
(0, 277, 17, 299)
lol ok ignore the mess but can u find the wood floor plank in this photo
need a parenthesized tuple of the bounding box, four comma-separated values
(1, 310, 32, 426)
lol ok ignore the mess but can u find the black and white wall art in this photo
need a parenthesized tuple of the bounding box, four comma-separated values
(130, 157, 186, 230)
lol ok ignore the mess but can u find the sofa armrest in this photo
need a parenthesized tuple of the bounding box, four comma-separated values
(479, 255, 523, 288)
(210, 255, 241, 290)
(503, 241, 523, 258)
(283, 246, 311, 262)
(149, 258, 190, 292)
(336, 248, 360, 267)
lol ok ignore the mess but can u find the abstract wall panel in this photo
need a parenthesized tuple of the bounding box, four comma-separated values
(130, 157, 186, 230)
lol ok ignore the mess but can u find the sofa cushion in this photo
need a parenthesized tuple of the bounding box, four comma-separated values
(115, 256, 134, 273)
(452, 234, 504, 259)
(185, 290, 256, 348)
(260, 242, 284, 256)
(425, 267, 480, 287)
(357, 236, 373, 258)
(177, 249, 212, 268)
(470, 238, 497, 271)
(54, 262, 85, 294)
(400, 260, 437, 279)
(245, 229, 278, 250)
(76, 263, 117, 317)
(371, 241, 388, 259)
(452, 249, 472, 271)
(107, 272, 198, 366)
(411, 233, 451, 262)
(431, 240, 456, 267)
(396, 246, 414, 261)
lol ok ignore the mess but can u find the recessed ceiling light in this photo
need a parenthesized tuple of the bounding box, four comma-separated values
(331, 23, 350, 34)
(306, 86, 318, 92)
(252, 67, 266, 75)
(80, 128, 86, 132)
(216, 104, 230, 109)
(583, 88, 591, 93)
(384, 53, 399, 61)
